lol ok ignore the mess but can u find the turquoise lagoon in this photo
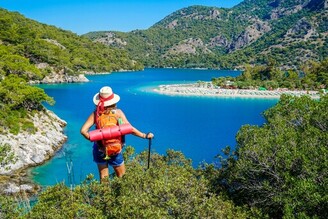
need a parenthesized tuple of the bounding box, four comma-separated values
(32, 68, 278, 186)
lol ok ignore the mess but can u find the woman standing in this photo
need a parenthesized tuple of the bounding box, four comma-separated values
(81, 86, 154, 180)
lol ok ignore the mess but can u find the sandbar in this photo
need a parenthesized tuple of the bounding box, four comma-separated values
(153, 82, 321, 99)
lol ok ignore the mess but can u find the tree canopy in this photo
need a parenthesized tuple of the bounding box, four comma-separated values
(213, 94, 328, 218)
(0, 75, 53, 134)
(212, 58, 328, 90)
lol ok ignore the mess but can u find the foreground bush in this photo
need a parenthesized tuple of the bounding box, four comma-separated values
(2, 149, 254, 218)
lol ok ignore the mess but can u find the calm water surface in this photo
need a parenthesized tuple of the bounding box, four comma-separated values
(32, 68, 278, 186)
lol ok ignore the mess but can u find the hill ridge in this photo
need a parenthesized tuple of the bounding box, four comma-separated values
(83, 0, 328, 70)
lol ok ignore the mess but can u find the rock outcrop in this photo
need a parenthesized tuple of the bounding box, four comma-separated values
(94, 32, 127, 48)
(0, 110, 67, 194)
(166, 38, 212, 55)
(40, 72, 89, 84)
(30, 63, 90, 84)
(30, 72, 89, 84)
(208, 35, 230, 49)
(230, 19, 271, 50)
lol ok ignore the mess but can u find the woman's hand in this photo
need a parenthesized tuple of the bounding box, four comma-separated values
(145, 132, 154, 139)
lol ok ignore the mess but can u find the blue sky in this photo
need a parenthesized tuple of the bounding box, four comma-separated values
(0, 0, 243, 35)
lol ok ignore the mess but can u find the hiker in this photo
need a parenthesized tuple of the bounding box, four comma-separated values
(81, 86, 154, 180)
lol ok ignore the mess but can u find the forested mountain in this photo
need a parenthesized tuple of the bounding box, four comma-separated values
(0, 8, 143, 82)
(84, 0, 328, 70)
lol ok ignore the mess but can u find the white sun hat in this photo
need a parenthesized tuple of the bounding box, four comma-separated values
(93, 86, 120, 107)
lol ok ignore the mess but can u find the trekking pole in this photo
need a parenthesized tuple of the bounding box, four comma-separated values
(147, 138, 152, 170)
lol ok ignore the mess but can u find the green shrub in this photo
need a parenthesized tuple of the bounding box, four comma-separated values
(215, 95, 328, 218)
(19, 148, 252, 218)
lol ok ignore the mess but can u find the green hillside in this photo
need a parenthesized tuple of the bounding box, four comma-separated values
(84, 0, 328, 70)
(0, 8, 142, 134)
(0, 8, 143, 81)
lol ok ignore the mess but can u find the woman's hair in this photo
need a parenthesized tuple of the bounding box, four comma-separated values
(95, 104, 117, 115)
(103, 104, 117, 112)
(105, 104, 117, 109)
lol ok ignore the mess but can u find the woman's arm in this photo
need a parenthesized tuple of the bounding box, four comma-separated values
(117, 109, 154, 139)
(80, 112, 95, 140)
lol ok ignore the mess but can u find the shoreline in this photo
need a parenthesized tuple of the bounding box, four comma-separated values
(153, 83, 321, 99)
(0, 110, 67, 195)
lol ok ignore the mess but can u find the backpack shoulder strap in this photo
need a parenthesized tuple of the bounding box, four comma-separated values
(112, 108, 123, 124)
(94, 110, 99, 129)
(115, 108, 126, 145)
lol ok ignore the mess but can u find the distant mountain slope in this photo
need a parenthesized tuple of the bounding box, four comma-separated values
(84, 0, 328, 70)
(0, 8, 143, 81)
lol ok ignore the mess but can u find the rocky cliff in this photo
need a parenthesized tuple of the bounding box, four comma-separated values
(38, 72, 89, 84)
(0, 110, 67, 194)
(30, 63, 90, 84)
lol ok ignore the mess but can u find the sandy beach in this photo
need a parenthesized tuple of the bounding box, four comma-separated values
(153, 82, 320, 99)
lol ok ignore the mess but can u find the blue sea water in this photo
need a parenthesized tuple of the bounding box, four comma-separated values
(31, 68, 278, 186)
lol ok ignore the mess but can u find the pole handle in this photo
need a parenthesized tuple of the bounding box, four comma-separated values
(147, 138, 152, 169)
